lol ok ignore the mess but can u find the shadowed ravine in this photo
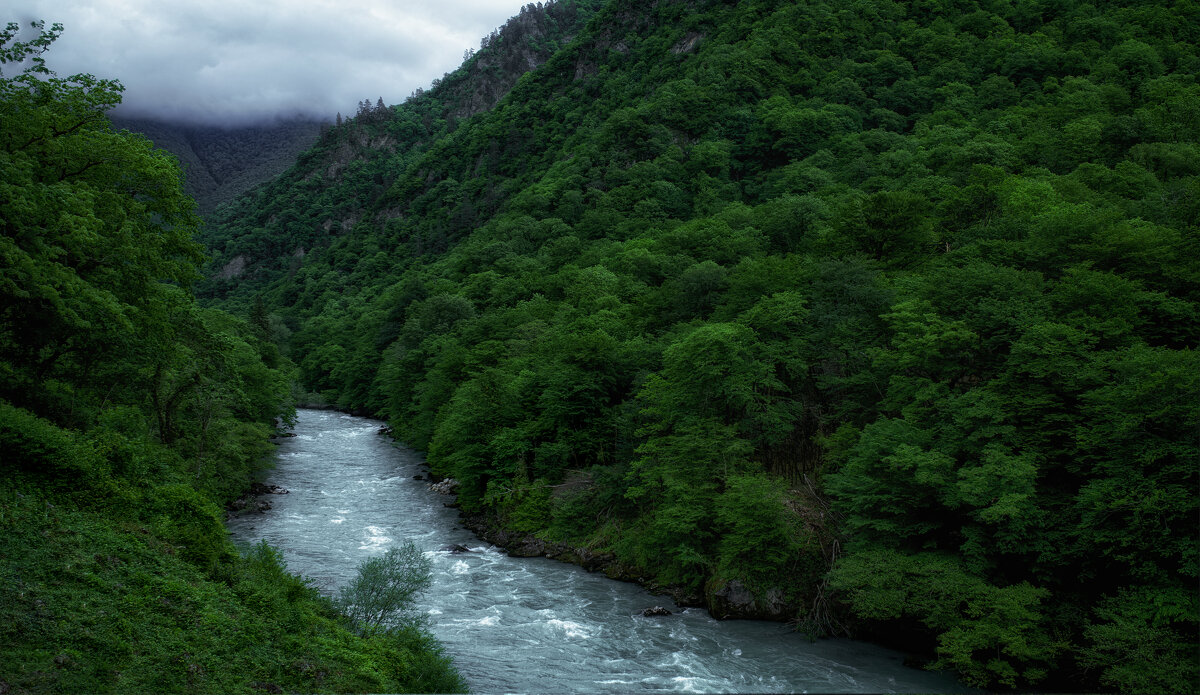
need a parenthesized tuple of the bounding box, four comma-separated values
(226, 409, 969, 694)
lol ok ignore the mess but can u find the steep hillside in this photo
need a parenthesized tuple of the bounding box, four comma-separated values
(201, 0, 1200, 691)
(199, 0, 604, 291)
(112, 116, 323, 217)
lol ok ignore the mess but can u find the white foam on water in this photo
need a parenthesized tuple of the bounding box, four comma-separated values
(330, 517, 346, 524)
(669, 626, 699, 642)
(671, 676, 709, 693)
(453, 615, 500, 628)
(358, 525, 391, 549)
(656, 651, 696, 671)
(452, 560, 470, 575)
(547, 619, 593, 639)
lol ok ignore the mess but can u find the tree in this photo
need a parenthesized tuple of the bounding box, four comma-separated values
(0, 21, 203, 421)
(336, 542, 433, 634)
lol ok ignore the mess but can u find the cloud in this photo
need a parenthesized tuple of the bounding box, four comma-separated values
(9, 0, 534, 125)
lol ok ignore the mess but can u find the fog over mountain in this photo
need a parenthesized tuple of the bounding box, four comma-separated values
(11, 0, 536, 126)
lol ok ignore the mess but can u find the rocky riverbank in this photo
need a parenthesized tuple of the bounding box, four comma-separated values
(226, 482, 290, 516)
(444, 492, 802, 621)
(409, 441, 815, 623)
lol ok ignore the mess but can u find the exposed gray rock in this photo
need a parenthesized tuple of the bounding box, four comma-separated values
(429, 478, 460, 495)
(708, 580, 787, 620)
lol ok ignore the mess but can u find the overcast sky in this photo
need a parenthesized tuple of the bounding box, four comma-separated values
(10, 1, 535, 126)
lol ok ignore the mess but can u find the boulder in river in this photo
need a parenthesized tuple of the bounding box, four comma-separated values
(641, 606, 672, 617)
(442, 544, 472, 553)
(429, 478, 460, 495)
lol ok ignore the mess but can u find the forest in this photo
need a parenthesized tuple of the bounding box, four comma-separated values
(0, 21, 463, 694)
(200, 0, 1198, 692)
(3, 0, 1197, 691)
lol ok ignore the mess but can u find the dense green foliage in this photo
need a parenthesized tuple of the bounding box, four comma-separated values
(202, 0, 1197, 691)
(0, 22, 463, 693)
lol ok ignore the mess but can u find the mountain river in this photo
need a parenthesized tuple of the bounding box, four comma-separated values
(226, 409, 969, 694)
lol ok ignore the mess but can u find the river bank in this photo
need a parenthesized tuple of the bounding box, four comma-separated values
(456, 507, 820, 623)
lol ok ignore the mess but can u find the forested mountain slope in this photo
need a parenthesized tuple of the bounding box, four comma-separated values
(0, 22, 463, 693)
(111, 116, 323, 217)
(199, 0, 604, 289)
(201, 0, 1200, 691)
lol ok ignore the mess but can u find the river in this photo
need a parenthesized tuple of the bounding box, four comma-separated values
(226, 409, 969, 694)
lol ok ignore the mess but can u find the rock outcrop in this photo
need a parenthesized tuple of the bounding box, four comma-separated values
(707, 580, 787, 621)
(429, 478, 460, 495)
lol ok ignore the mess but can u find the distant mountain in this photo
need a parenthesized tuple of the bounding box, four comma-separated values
(111, 116, 324, 217)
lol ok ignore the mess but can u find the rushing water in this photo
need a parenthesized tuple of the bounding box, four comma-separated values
(226, 409, 968, 694)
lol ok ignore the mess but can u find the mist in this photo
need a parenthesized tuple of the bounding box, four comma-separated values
(10, 0, 536, 127)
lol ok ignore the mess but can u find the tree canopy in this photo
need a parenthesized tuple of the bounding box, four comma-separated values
(198, 0, 1198, 691)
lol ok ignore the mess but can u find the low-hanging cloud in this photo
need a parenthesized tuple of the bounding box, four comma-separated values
(10, 0, 535, 126)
